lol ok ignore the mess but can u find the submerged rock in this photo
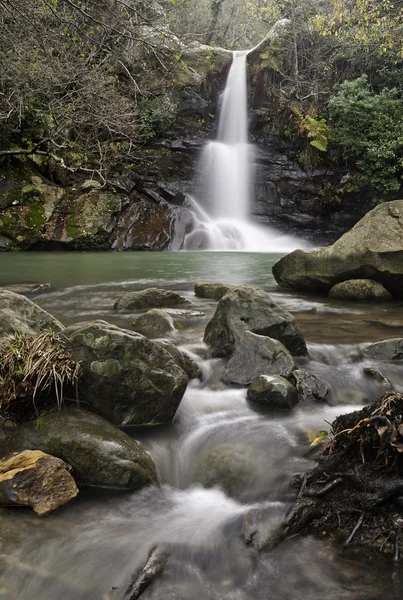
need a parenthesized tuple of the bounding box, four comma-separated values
(133, 309, 175, 336)
(362, 338, 403, 362)
(222, 331, 297, 385)
(194, 281, 234, 301)
(4, 408, 158, 489)
(197, 444, 257, 500)
(203, 285, 307, 357)
(0, 283, 50, 296)
(0, 450, 78, 515)
(0, 290, 63, 338)
(114, 288, 191, 311)
(272, 200, 403, 298)
(65, 320, 188, 426)
(329, 279, 393, 302)
(291, 370, 329, 403)
(247, 374, 298, 411)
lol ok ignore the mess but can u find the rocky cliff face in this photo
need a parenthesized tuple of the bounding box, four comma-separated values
(0, 56, 369, 251)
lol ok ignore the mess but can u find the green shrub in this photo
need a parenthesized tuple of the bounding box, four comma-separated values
(139, 96, 177, 142)
(330, 76, 403, 199)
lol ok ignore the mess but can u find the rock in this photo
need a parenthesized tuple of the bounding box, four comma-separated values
(0, 290, 63, 338)
(0, 450, 78, 515)
(204, 285, 306, 357)
(362, 338, 403, 362)
(363, 367, 393, 389)
(64, 320, 188, 425)
(329, 279, 393, 302)
(4, 408, 158, 489)
(222, 332, 297, 385)
(133, 309, 175, 336)
(157, 341, 202, 379)
(247, 375, 298, 411)
(80, 179, 102, 191)
(291, 370, 329, 403)
(197, 444, 257, 500)
(115, 288, 191, 311)
(272, 200, 403, 298)
(194, 282, 234, 301)
(0, 283, 50, 296)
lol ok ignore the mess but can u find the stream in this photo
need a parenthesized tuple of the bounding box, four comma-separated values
(1, 251, 403, 600)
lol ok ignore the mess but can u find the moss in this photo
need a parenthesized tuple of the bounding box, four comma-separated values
(65, 214, 80, 239)
(25, 203, 46, 229)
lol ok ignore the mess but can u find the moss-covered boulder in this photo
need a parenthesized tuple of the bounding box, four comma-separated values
(204, 285, 306, 357)
(0, 290, 63, 338)
(115, 288, 190, 311)
(64, 320, 189, 426)
(329, 279, 393, 302)
(3, 408, 158, 489)
(222, 332, 297, 386)
(273, 200, 403, 298)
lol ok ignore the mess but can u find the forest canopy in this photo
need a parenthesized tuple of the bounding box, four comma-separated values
(1, 0, 403, 201)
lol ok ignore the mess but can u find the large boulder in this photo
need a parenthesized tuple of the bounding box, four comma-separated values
(247, 375, 298, 411)
(115, 288, 190, 311)
(64, 320, 188, 426)
(3, 408, 158, 489)
(222, 332, 297, 386)
(194, 282, 234, 301)
(272, 200, 403, 298)
(329, 279, 393, 302)
(203, 285, 307, 357)
(0, 290, 63, 339)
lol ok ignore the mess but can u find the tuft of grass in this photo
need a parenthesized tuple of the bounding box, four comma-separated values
(0, 331, 82, 425)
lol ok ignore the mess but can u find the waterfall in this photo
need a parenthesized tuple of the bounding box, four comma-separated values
(184, 51, 307, 252)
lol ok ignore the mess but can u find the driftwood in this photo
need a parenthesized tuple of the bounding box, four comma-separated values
(0, 450, 78, 515)
(121, 545, 168, 600)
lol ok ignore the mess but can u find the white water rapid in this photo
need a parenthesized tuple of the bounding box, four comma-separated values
(184, 51, 307, 252)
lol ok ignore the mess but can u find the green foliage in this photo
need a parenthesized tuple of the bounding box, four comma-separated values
(139, 97, 178, 142)
(290, 104, 329, 169)
(330, 76, 403, 198)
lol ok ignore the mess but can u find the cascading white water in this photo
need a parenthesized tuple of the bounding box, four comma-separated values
(184, 51, 307, 252)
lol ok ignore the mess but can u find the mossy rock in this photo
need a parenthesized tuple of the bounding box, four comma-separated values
(0, 290, 63, 338)
(115, 288, 191, 311)
(3, 408, 158, 489)
(64, 320, 189, 426)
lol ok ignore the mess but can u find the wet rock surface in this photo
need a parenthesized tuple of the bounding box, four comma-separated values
(0, 450, 78, 515)
(115, 288, 191, 311)
(247, 374, 299, 411)
(3, 408, 158, 489)
(65, 320, 189, 426)
(133, 309, 175, 336)
(222, 332, 297, 385)
(273, 200, 403, 298)
(291, 370, 329, 403)
(0, 290, 63, 339)
(194, 282, 235, 301)
(204, 285, 307, 358)
(329, 279, 393, 302)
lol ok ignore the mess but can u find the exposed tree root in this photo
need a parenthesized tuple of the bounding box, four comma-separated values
(282, 391, 403, 557)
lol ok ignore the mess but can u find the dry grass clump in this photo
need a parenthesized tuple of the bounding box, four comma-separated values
(0, 331, 82, 425)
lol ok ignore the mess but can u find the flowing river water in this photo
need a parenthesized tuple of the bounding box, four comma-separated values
(1, 251, 403, 600)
